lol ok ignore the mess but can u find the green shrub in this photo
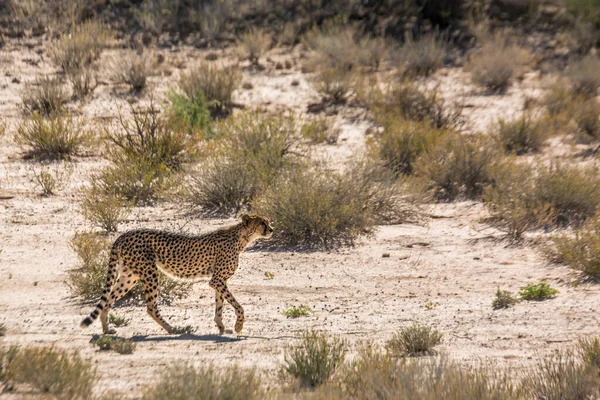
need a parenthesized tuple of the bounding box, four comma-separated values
(1, 345, 95, 400)
(22, 75, 68, 116)
(567, 55, 600, 97)
(281, 330, 347, 388)
(252, 160, 412, 248)
(369, 119, 449, 176)
(301, 116, 339, 144)
(108, 314, 130, 328)
(492, 288, 520, 309)
(92, 336, 136, 355)
(166, 91, 213, 138)
(110, 51, 151, 92)
(67, 231, 192, 304)
(185, 111, 299, 215)
(282, 304, 313, 318)
(237, 27, 271, 66)
(519, 279, 559, 300)
(547, 217, 600, 280)
(415, 135, 501, 201)
(386, 323, 443, 357)
(492, 114, 547, 154)
(178, 63, 241, 118)
(143, 364, 265, 400)
(15, 113, 89, 160)
(396, 34, 446, 77)
(80, 183, 131, 232)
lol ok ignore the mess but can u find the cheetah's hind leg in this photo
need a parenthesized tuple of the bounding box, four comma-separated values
(100, 265, 139, 334)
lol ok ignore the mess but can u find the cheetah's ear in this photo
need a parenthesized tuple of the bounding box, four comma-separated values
(242, 214, 251, 224)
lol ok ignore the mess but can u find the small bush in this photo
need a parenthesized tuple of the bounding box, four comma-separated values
(143, 364, 265, 400)
(185, 111, 299, 215)
(396, 34, 446, 77)
(252, 160, 412, 248)
(1, 345, 95, 400)
(311, 66, 355, 104)
(22, 75, 68, 116)
(68, 67, 97, 99)
(109, 314, 131, 328)
(171, 325, 198, 335)
(386, 323, 443, 357)
(49, 20, 111, 73)
(281, 330, 347, 388)
(67, 231, 192, 304)
(547, 217, 600, 280)
(31, 162, 72, 196)
(110, 51, 152, 92)
(178, 63, 241, 118)
(369, 119, 449, 176)
(415, 134, 501, 201)
(166, 91, 213, 138)
(237, 28, 271, 66)
(371, 82, 463, 130)
(574, 99, 600, 141)
(492, 287, 520, 309)
(520, 351, 598, 400)
(15, 113, 89, 160)
(282, 304, 313, 318)
(92, 336, 136, 355)
(492, 114, 547, 154)
(467, 36, 530, 93)
(567, 55, 600, 97)
(519, 279, 559, 300)
(80, 183, 131, 232)
(301, 116, 339, 144)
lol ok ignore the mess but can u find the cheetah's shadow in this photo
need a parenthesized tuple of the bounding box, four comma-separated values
(129, 334, 243, 343)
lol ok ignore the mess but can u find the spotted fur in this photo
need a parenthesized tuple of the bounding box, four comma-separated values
(80, 214, 273, 335)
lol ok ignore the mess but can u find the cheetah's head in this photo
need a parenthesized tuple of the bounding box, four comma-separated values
(242, 214, 273, 240)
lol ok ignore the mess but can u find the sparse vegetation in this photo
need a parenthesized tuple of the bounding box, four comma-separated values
(311, 66, 355, 104)
(492, 114, 547, 154)
(110, 51, 152, 92)
(80, 183, 131, 232)
(15, 113, 89, 160)
(578, 336, 600, 371)
(237, 28, 271, 66)
(109, 314, 131, 328)
(31, 162, 72, 196)
(92, 336, 136, 355)
(301, 116, 339, 144)
(567, 55, 600, 97)
(144, 364, 265, 400)
(574, 99, 600, 141)
(519, 279, 559, 301)
(492, 287, 520, 309)
(396, 34, 446, 76)
(386, 323, 443, 357)
(0, 345, 95, 400)
(281, 330, 347, 387)
(22, 75, 68, 116)
(282, 304, 313, 318)
(171, 325, 198, 335)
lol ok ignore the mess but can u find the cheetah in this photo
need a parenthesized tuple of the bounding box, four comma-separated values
(80, 214, 273, 335)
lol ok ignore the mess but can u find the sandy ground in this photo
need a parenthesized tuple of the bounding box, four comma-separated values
(1, 37, 600, 398)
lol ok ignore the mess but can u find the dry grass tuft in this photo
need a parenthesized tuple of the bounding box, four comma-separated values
(396, 34, 446, 76)
(237, 28, 271, 66)
(567, 55, 600, 97)
(110, 51, 152, 93)
(492, 114, 547, 154)
(22, 75, 68, 116)
(386, 323, 443, 357)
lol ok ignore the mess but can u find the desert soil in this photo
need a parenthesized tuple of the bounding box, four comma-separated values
(1, 39, 599, 398)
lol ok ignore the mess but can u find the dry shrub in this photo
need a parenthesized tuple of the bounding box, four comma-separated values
(237, 27, 271, 66)
(386, 323, 443, 357)
(396, 34, 446, 77)
(143, 364, 265, 400)
(49, 20, 111, 72)
(574, 99, 600, 142)
(311, 66, 355, 104)
(68, 67, 97, 99)
(371, 82, 463, 130)
(80, 183, 130, 232)
(15, 113, 89, 159)
(467, 36, 530, 93)
(543, 81, 577, 118)
(369, 119, 450, 176)
(110, 51, 152, 93)
(0, 345, 95, 400)
(252, 159, 414, 249)
(281, 330, 347, 388)
(415, 134, 501, 201)
(578, 337, 600, 371)
(520, 351, 599, 400)
(547, 217, 600, 280)
(22, 75, 68, 116)
(178, 63, 241, 118)
(7, 0, 49, 35)
(185, 111, 299, 215)
(492, 288, 519, 309)
(301, 116, 339, 144)
(31, 162, 72, 196)
(67, 231, 192, 304)
(492, 114, 547, 154)
(566, 55, 600, 97)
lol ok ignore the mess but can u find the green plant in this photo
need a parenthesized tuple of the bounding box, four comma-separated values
(282, 304, 313, 318)
(396, 34, 446, 77)
(143, 364, 265, 400)
(493, 114, 547, 154)
(171, 325, 198, 335)
(178, 63, 241, 118)
(67, 231, 192, 303)
(264, 271, 275, 280)
(1, 345, 95, 400)
(519, 279, 559, 300)
(30, 162, 72, 196)
(110, 51, 151, 92)
(166, 91, 213, 138)
(301, 116, 339, 144)
(109, 314, 130, 328)
(567, 55, 600, 97)
(237, 27, 271, 66)
(386, 323, 443, 357)
(15, 113, 89, 159)
(92, 336, 136, 355)
(281, 330, 347, 387)
(22, 75, 68, 116)
(80, 183, 131, 232)
(492, 287, 520, 309)
(415, 134, 501, 201)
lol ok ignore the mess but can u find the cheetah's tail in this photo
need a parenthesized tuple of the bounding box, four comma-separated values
(80, 245, 120, 329)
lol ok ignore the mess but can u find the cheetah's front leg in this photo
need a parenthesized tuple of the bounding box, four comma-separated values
(209, 276, 245, 334)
